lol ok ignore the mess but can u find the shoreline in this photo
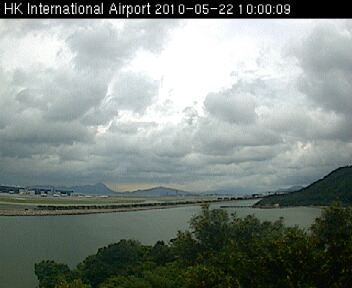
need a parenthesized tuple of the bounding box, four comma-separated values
(0, 202, 325, 217)
(0, 202, 209, 216)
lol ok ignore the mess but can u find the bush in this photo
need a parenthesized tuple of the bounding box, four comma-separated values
(36, 204, 352, 288)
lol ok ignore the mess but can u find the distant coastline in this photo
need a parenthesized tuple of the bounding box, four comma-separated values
(0, 200, 220, 216)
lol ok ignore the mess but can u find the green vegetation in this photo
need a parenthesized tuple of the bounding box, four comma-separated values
(35, 204, 352, 288)
(256, 166, 352, 207)
(0, 195, 216, 208)
(0, 196, 145, 206)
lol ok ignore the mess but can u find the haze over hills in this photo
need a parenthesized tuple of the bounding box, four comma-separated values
(27, 183, 118, 195)
(256, 166, 352, 207)
(69, 182, 117, 195)
(4, 182, 304, 197)
(69, 184, 192, 197)
(27, 183, 192, 197)
(7, 166, 350, 200)
(69, 184, 303, 197)
(117, 186, 193, 197)
(273, 186, 304, 193)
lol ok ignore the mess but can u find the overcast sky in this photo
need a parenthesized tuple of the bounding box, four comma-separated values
(0, 19, 351, 193)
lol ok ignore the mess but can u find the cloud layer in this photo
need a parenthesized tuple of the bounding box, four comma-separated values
(0, 19, 351, 193)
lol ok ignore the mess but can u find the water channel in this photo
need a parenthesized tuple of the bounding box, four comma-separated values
(0, 202, 322, 288)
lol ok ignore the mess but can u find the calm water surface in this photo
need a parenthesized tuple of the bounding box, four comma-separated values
(0, 203, 322, 288)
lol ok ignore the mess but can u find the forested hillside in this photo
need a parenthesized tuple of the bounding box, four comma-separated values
(35, 204, 352, 288)
(256, 166, 352, 207)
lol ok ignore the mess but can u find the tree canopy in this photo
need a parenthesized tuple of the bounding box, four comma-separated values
(256, 166, 352, 207)
(35, 204, 352, 288)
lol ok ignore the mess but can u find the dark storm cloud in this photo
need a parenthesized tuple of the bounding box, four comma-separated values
(204, 81, 258, 124)
(44, 71, 108, 122)
(0, 19, 183, 186)
(1, 20, 351, 192)
(66, 20, 180, 71)
(0, 111, 95, 161)
(110, 71, 159, 114)
(192, 116, 282, 158)
(261, 101, 349, 143)
(12, 68, 109, 123)
(67, 22, 128, 70)
(291, 22, 352, 116)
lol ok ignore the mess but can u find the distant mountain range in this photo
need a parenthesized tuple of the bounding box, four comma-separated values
(69, 182, 117, 195)
(28, 183, 192, 197)
(69, 184, 192, 197)
(256, 166, 352, 207)
(117, 186, 193, 197)
(27, 165, 352, 201)
(26, 183, 304, 197)
(28, 182, 117, 196)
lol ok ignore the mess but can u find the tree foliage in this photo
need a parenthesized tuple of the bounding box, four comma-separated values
(35, 204, 352, 288)
(34, 260, 71, 288)
(256, 166, 352, 207)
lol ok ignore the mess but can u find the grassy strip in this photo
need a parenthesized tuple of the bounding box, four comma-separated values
(0, 196, 145, 206)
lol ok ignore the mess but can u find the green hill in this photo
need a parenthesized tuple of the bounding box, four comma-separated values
(256, 166, 352, 207)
